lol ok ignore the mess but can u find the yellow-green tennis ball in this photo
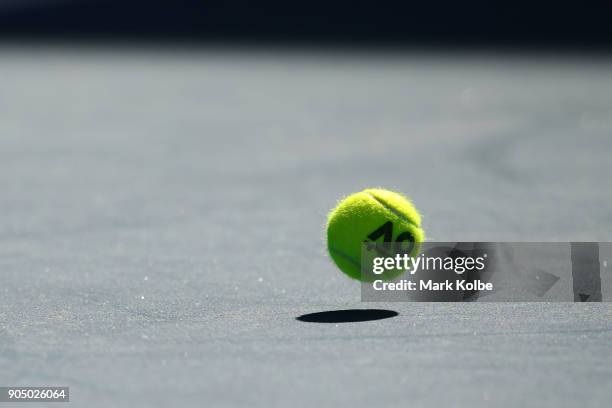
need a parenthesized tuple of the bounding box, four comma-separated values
(326, 188, 425, 282)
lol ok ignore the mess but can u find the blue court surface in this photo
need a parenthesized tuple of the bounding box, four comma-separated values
(1, 46, 611, 407)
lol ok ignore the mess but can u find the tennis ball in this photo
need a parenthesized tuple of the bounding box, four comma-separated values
(326, 188, 425, 282)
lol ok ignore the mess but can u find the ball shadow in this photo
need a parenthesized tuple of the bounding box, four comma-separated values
(296, 309, 398, 323)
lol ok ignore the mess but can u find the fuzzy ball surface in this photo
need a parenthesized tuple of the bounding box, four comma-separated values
(327, 188, 425, 281)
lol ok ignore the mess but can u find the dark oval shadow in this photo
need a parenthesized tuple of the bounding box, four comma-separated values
(296, 309, 398, 323)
